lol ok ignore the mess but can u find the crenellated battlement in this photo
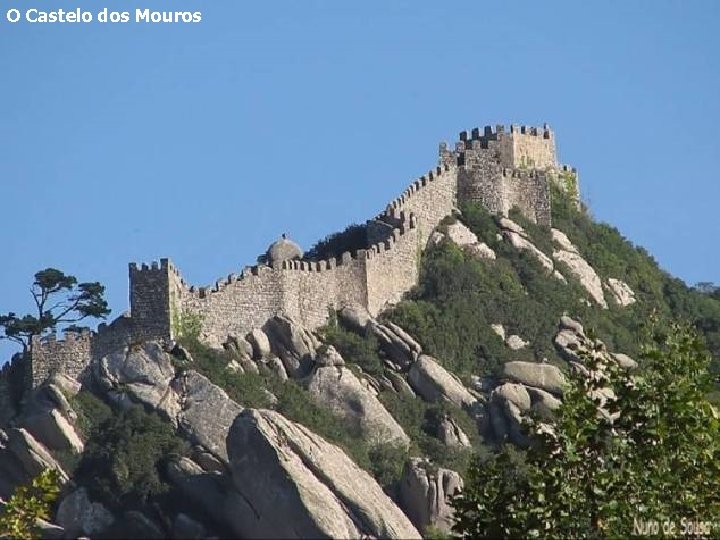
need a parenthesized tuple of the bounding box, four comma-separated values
(25, 121, 576, 388)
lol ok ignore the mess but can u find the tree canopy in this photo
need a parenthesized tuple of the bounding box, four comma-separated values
(452, 320, 720, 538)
(0, 268, 110, 352)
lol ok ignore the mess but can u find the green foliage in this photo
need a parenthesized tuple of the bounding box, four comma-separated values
(452, 322, 720, 538)
(0, 469, 61, 540)
(171, 310, 204, 342)
(321, 324, 384, 377)
(0, 268, 110, 352)
(75, 405, 188, 511)
(70, 390, 113, 440)
(305, 223, 368, 261)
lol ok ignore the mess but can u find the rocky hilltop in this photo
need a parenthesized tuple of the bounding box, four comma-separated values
(2, 124, 719, 539)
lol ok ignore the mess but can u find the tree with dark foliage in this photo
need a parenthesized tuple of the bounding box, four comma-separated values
(0, 268, 110, 353)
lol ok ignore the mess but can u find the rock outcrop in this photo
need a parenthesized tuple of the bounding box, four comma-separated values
(408, 355, 476, 408)
(263, 315, 321, 377)
(499, 217, 554, 273)
(551, 228, 608, 308)
(56, 488, 115, 538)
(94, 342, 180, 421)
(399, 458, 463, 535)
(173, 371, 243, 465)
(503, 361, 565, 396)
(605, 277, 637, 306)
(306, 349, 410, 448)
(369, 320, 423, 370)
(226, 409, 420, 539)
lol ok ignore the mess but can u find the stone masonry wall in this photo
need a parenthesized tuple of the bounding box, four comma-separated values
(30, 331, 92, 387)
(25, 123, 571, 389)
(456, 124, 557, 225)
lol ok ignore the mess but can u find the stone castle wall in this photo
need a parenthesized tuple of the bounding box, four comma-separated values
(456, 125, 556, 225)
(24, 123, 573, 388)
(30, 331, 92, 388)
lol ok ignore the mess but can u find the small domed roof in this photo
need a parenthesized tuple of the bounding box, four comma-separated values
(267, 234, 303, 264)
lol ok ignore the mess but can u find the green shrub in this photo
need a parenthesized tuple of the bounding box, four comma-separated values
(75, 405, 188, 511)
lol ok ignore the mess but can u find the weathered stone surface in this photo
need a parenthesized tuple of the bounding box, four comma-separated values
(506, 334, 529, 350)
(465, 242, 496, 260)
(224, 335, 254, 359)
(95, 342, 180, 421)
(306, 364, 410, 448)
(5, 428, 67, 483)
(493, 382, 531, 412)
(166, 457, 229, 529)
(446, 221, 478, 246)
(500, 219, 554, 272)
(47, 373, 81, 397)
(527, 386, 562, 418)
(338, 305, 372, 334)
(560, 315, 585, 335)
(263, 315, 320, 378)
(399, 458, 463, 535)
(56, 488, 115, 538)
(491, 324, 506, 341)
(315, 345, 345, 367)
(268, 356, 289, 382)
(553, 249, 607, 308)
(605, 277, 637, 306)
(550, 228, 575, 252)
(246, 328, 271, 360)
(612, 352, 638, 369)
(370, 321, 422, 370)
(436, 416, 471, 448)
(386, 371, 416, 398)
(503, 361, 566, 396)
(122, 510, 165, 539)
(23, 408, 84, 455)
(226, 409, 420, 539)
(490, 383, 530, 446)
(172, 371, 243, 464)
(408, 355, 476, 408)
(551, 229, 607, 308)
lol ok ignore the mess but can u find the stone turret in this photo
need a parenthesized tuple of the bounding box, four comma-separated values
(266, 234, 303, 266)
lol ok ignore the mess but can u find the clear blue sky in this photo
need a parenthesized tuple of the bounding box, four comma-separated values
(1, 1, 719, 362)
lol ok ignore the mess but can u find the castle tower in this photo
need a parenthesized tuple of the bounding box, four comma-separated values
(129, 258, 184, 342)
(451, 124, 559, 226)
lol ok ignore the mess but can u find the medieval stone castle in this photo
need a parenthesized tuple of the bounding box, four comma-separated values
(3, 124, 578, 393)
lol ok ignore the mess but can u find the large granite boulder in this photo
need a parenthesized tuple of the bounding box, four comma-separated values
(338, 305, 372, 334)
(263, 315, 320, 378)
(605, 277, 637, 307)
(369, 321, 422, 371)
(56, 488, 114, 538)
(225, 409, 420, 539)
(306, 359, 410, 448)
(499, 217, 554, 273)
(399, 458, 463, 535)
(502, 361, 566, 396)
(408, 355, 476, 408)
(489, 383, 531, 446)
(23, 408, 83, 455)
(551, 228, 608, 308)
(166, 457, 229, 530)
(172, 371, 243, 465)
(94, 342, 180, 421)
(245, 328, 271, 360)
(2, 428, 67, 484)
(436, 415, 471, 448)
